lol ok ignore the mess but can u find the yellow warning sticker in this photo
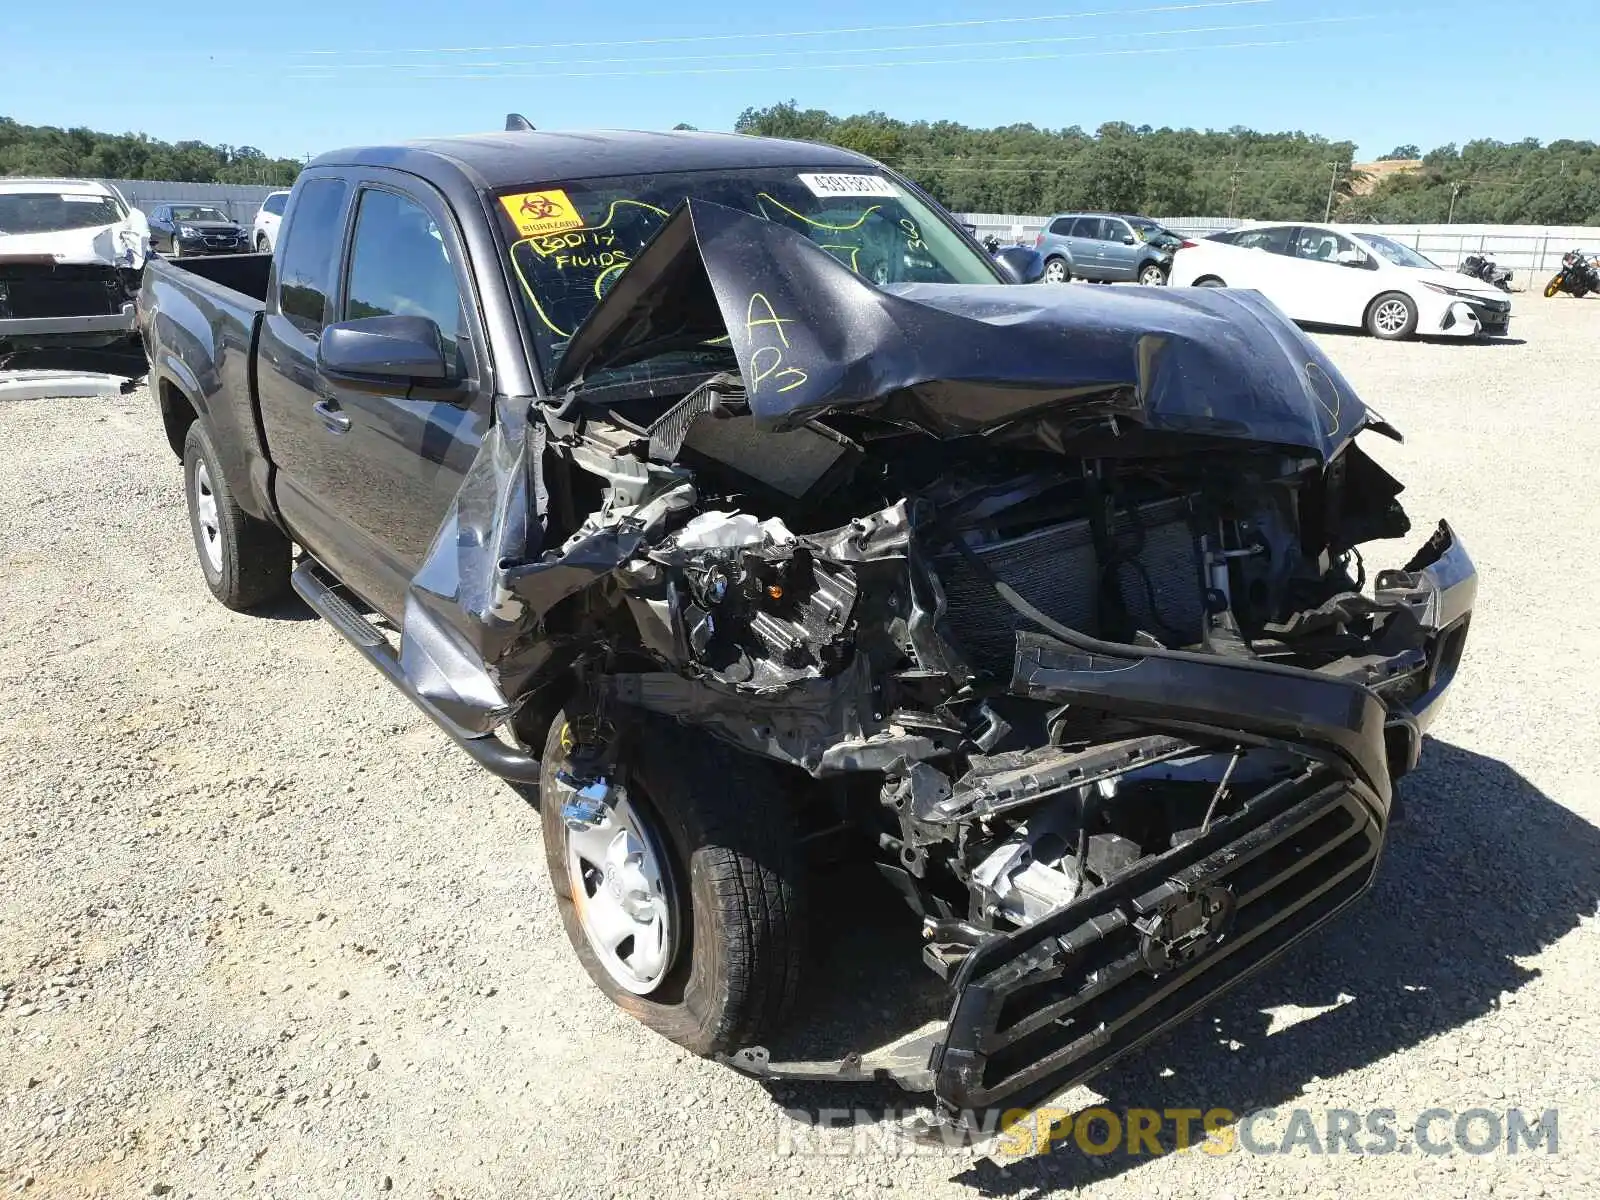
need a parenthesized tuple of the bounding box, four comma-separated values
(499, 189, 585, 238)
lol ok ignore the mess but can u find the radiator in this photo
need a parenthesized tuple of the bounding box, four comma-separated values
(932, 496, 1205, 675)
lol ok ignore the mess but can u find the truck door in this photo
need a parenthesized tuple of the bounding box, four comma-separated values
(257, 172, 491, 621)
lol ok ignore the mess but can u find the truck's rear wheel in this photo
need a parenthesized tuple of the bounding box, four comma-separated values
(182, 421, 291, 611)
(539, 709, 807, 1056)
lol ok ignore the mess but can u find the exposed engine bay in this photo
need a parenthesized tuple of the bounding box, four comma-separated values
(396, 199, 1477, 1112)
(524, 367, 1418, 913)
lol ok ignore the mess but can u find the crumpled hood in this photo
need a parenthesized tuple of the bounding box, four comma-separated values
(552, 199, 1381, 461)
(0, 216, 149, 269)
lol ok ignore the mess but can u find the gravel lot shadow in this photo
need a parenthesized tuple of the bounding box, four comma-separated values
(749, 737, 1600, 1193)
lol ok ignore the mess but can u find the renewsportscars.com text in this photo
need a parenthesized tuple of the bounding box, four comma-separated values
(776, 1106, 1560, 1159)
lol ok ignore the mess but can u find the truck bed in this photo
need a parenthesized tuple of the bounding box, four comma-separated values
(149, 251, 273, 307)
(138, 252, 276, 526)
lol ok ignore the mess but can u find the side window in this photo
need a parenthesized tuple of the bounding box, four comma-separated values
(1292, 228, 1359, 264)
(1048, 217, 1075, 236)
(1106, 219, 1132, 243)
(276, 179, 350, 337)
(343, 188, 464, 375)
(1069, 216, 1100, 238)
(1233, 226, 1294, 255)
(263, 193, 286, 216)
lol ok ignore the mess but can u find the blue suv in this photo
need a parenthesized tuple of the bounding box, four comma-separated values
(1033, 213, 1184, 285)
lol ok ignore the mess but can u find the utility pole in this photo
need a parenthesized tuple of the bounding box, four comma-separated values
(1323, 161, 1340, 222)
(1447, 182, 1462, 224)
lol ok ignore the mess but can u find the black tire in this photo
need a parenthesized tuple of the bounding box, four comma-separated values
(1042, 256, 1071, 284)
(1366, 291, 1419, 340)
(1195, 276, 1226, 288)
(182, 421, 291, 611)
(1137, 261, 1169, 286)
(540, 710, 807, 1056)
(168, 237, 181, 259)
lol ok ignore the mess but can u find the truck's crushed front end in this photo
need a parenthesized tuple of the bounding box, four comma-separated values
(400, 200, 1475, 1118)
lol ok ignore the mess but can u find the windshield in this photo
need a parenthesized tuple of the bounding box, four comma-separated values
(494, 165, 998, 379)
(172, 206, 230, 223)
(1355, 233, 1438, 270)
(0, 192, 125, 235)
(1127, 217, 1181, 247)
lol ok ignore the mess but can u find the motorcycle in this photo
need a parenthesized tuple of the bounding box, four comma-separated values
(1459, 253, 1513, 292)
(1544, 249, 1600, 298)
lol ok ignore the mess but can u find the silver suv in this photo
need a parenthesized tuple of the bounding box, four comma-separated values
(1033, 213, 1183, 285)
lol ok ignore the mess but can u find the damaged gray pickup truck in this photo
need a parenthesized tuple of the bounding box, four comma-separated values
(139, 128, 1476, 1122)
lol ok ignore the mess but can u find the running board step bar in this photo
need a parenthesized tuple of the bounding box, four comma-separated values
(290, 560, 543, 784)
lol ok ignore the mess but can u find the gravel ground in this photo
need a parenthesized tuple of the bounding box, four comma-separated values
(3, 294, 1599, 1199)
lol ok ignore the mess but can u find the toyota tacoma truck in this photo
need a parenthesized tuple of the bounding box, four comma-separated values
(139, 126, 1476, 1123)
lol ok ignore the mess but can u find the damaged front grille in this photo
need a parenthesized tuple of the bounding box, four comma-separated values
(0, 263, 128, 320)
(933, 768, 1382, 1111)
(934, 496, 1206, 673)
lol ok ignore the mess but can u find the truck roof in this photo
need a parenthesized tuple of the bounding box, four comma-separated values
(310, 129, 879, 192)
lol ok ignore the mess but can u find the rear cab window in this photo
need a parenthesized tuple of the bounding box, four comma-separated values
(492, 166, 1000, 382)
(275, 178, 351, 336)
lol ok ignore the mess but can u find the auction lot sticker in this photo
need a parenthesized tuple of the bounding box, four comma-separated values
(500, 189, 585, 237)
(797, 173, 901, 198)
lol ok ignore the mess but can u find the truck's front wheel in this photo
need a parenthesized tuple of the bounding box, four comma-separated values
(182, 421, 291, 611)
(539, 710, 807, 1056)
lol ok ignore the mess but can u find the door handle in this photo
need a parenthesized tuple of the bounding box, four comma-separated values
(313, 398, 352, 434)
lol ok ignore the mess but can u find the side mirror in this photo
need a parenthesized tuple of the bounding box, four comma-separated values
(992, 245, 1047, 284)
(317, 315, 448, 382)
(1122, 234, 1137, 245)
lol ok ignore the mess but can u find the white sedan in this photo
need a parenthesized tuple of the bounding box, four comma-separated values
(1168, 222, 1512, 340)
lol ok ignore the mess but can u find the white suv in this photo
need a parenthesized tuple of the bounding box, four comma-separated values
(251, 190, 290, 252)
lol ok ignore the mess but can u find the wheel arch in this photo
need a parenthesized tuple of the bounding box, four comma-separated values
(158, 376, 203, 460)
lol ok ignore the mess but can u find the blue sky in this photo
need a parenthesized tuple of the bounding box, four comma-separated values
(1, 0, 1588, 161)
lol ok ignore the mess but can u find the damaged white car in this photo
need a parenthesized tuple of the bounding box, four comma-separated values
(0, 178, 148, 366)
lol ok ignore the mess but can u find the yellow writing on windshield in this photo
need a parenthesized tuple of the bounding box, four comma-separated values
(509, 197, 672, 336)
(756, 192, 880, 232)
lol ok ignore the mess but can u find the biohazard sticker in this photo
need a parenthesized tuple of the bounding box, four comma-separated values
(499, 189, 585, 237)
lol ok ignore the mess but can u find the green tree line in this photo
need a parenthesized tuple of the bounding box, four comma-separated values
(1342, 139, 1600, 225)
(736, 103, 1600, 225)
(1, 117, 302, 185)
(8, 107, 1598, 225)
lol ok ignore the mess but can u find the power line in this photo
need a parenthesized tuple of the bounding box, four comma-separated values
(308, 13, 1365, 72)
(295, 0, 1276, 56)
(292, 36, 1318, 81)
